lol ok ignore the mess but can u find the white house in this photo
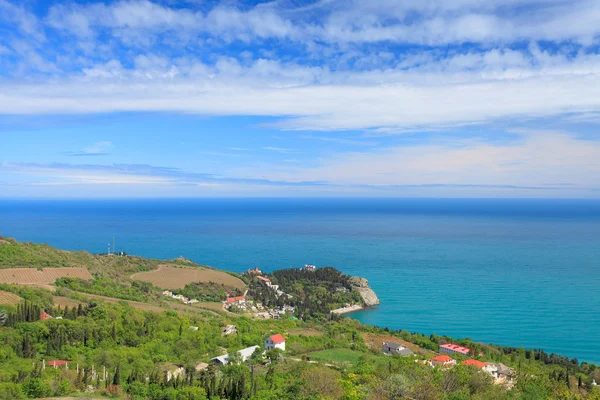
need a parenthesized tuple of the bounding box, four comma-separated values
(210, 345, 261, 365)
(264, 334, 286, 351)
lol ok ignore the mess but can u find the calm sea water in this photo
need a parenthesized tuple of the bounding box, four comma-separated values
(1, 198, 599, 363)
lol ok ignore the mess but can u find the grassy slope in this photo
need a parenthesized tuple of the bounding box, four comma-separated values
(0, 235, 223, 279)
(0, 235, 245, 314)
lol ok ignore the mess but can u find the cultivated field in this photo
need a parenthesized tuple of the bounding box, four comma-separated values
(287, 328, 325, 337)
(131, 265, 246, 290)
(0, 267, 93, 285)
(0, 290, 22, 305)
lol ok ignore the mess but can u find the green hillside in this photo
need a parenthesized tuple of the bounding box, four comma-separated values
(0, 235, 174, 277)
(0, 238, 599, 399)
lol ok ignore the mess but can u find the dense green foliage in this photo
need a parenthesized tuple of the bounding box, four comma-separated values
(173, 282, 241, 303)
(247, 267, 362, 318)
(55, 277, 153, 302)
(2, 239, 600, 399)
(0, 287, 599, 399)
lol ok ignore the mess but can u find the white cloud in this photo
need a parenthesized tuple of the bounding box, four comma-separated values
(43, 0, 600, 46)
(251, 130, 600, 191)
(67, 141, 114, 156)
(1, 64, 599, 132)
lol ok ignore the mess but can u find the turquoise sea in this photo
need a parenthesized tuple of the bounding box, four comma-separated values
(1, 198, 599, 363)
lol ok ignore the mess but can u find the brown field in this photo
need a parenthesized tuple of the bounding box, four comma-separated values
(131, 265, 246, 290)
(0, 290, 22, 305)
(53, 296, 84, 308)
(287, 328, 325, 337)
(0, 268, 92, 285)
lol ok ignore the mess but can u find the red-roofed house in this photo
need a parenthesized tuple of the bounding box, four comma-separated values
(264, 334, 286, 351)
(226, 296, 245, 306)
(40, 312, 52, 321)
(48, 360, 69, 368)
(462, 359, 487, 369)
(440, 343, 471, 356)
(257, 276, 271, 284)
(431, 355, 456, 367)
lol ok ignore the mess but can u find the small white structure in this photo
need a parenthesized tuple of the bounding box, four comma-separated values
(211, 345, 261, 365)
(222, 325, 237, 336)
(264, 334, 286, 351)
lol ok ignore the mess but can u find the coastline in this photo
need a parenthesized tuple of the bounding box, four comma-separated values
(331, 304, 365, 315)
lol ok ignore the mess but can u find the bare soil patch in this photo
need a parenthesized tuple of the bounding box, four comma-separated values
(0, 290, 22, 305)
(131, 265, 245, 290)
(0, 268, 92, 285)
(287, 328, 325, 337)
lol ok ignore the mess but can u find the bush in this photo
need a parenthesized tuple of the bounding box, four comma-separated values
(0, 382, 25, 400)
(22, 378, 52, 398)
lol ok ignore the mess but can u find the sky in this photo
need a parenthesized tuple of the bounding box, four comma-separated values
(1, 0, 600, 198)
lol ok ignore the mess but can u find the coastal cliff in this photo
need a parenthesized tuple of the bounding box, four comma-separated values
(349, 276, 380, 307)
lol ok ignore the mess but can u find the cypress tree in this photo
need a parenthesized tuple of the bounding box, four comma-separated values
(113, 364, 121, 386)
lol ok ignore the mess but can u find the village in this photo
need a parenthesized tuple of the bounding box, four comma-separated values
(383, 340, 517, 387)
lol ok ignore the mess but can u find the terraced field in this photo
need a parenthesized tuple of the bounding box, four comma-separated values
(0, 267, 92, 285)
(0, 290, 22, 305)
(131, 265, 246, 290)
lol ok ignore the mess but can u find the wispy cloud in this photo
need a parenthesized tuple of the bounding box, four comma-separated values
(65, 141, 113, 156)
(263, 146, 298, 154)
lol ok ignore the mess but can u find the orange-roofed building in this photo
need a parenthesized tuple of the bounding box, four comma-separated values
(431, 355, 456, 367)
(226, 296, 245, 305)
(264, 334, 286, 351)
(257, 276, 271, 284)
(48, 360, 69, 368)
(40, 312, 52, 321)
(462, 359, 487, 369)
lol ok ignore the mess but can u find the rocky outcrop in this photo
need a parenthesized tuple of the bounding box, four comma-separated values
(349, 276, 380, 307)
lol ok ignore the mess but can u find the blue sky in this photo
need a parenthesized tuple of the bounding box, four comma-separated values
(1, 0, 600, 198)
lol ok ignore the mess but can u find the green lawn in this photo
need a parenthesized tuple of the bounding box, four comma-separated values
(308, 348, 366, 365)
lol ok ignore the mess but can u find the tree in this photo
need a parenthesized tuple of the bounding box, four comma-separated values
(113, 364, 122, 386)
(300, 366, 344, 400)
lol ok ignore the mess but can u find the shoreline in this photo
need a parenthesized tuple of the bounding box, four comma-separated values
(331, 304, 366, 315)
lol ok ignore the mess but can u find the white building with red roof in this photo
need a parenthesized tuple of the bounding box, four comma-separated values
(264, 334, 286, 351)
(431, 355, 456, 367)
(439, 343, 471, 356)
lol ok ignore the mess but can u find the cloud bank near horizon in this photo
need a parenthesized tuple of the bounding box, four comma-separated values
(1, 0, 600, 197)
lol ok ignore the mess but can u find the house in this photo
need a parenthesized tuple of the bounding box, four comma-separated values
(439, 343, 471, 356)
(382, 341, 414, 356)
(189, 326, 199, 331)
(226, 296, 246, 306)
(431, 355, 456, 368)
(257, 276, 271, 284)
(462, 359, 487, 369)
(247, 267, 263, 275)
(40, 312, 52, 321)
(485, 363, 515, 384)
(264, 334, 286, 351)
(48, 360, 69, 368)
(303, 264, 316, 271)
(210, 345, 261, 365)
(222, 325, 237, 336)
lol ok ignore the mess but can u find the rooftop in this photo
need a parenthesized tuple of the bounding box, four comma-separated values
(440, 343, 471, 354)
(462, 359, 487, 368)
(269, 334, 286, 344)
(432, 355, 454, 363)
